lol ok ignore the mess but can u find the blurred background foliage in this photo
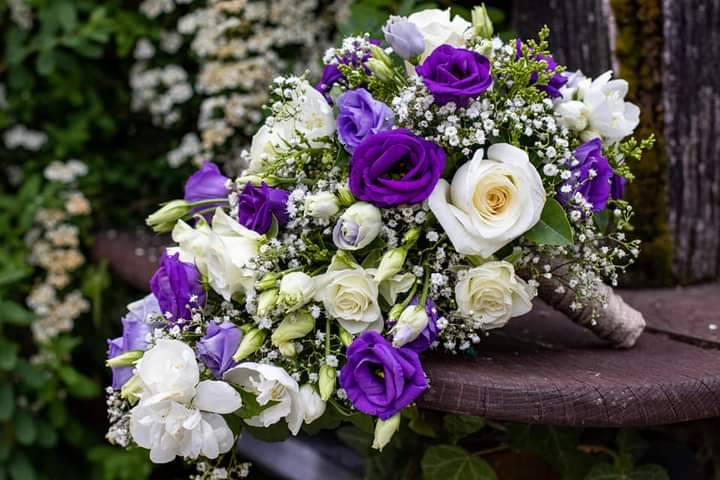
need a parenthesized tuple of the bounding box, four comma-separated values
(0, 0, 692, 479)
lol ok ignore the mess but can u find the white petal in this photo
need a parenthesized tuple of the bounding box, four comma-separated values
(193, 380, 242, 414)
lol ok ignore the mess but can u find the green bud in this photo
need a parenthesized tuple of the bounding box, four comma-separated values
(402, 227, 421, 245)
(271, 310, 315, 346)
(366, 58, 395, 84)
(330, 251, 358, 271)
(370, 44, 392, 66)
(233, 328, 267, 361)
(256, 288, 278, 316)
(277, 342, 297, 358)
(240, 323, 255, 335)
(336, 185, 355, 207)
(256, 273, 280, 291)
(319, 365, 336, 401)
(106, 350, 144, 368)
(472, 4, 494, 39)
(374, 247, 408, 283)
(120, 374, 143, 403)
(146, 200, 191, 233)
(372, 413, 401, 451)
(237, 175, 281, 187)
(388, 303, 405, 322)
(338, 327, 353, 347)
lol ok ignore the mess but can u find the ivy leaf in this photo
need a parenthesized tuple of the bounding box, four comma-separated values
(525, 198, 574, 246)
(443, 414, 485, 443)
(422, 445, 497, 480)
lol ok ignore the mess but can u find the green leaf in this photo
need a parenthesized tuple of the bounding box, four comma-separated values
(0, 301, 34, 326)
(0, 383, 14, 420)
(584, 463, 669, 480)
(14, 411, 36, 446)
(593, 209, 610, 234)
(244, 421, 291, 443)
(0, 339, 18, 370)
(58, 366, 100, 398)
(14, 360, 48, 389)
(525, 198, 574, 246)
(422, 445, 497, 480)
(36, 50, 57, 76)
(443, 414, 485, 443)
(0, 428, 12, 461)
(8, 451, 34, 480)
(404, 406, 436, 438)
(55, 1, 78, 32)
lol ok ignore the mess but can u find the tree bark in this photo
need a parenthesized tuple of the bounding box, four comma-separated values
(664, 0, 720, 284)
(512, 0, 614, 75)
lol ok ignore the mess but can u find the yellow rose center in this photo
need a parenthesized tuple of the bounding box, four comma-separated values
(472, 172, 517, 220)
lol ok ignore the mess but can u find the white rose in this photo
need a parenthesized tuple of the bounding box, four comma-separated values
(247, 80, 335, 174)
(408, 8, 471, 60)
(333, 202, 382, 251)
(391, 304, 429, 347)
(554, 100, 589, 131)
(205, 208, 261, 300)
(576, 71, 640, 143)
(130, 340, 242, 463)
(224, 362, 308, 435)
(297, 384, 326, 424)
(428, 144, 546, 257)
(455, 261, 534, 330)
(278, 272, 315, 311)
(314, 266, 382, 334)
(304, 191, 340, 219)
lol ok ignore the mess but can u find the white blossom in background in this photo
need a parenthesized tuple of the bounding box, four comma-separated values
(3, 125, 48, 151)
(0, 84, 7, 109)
(8, 0, 33, 29)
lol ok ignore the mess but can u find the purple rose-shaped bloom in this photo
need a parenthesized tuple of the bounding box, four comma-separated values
(382, 16, 425, 60)
(611, 175, 626, 200)
(349, 129, 446, 207)
(337, 89, 394, 154)
(107, 294, 160, 389)
(339, 331, 427, 419)
(515, 39, 568, 99)
(197, 321, 243, 378)
(237, 182, 289, 234)
(184, 162, 230, 217)
(404, 298, 440, 353)
(416, 45, 493, 107)
(558, 138, 613, 212)
(150, 252, 205, 322)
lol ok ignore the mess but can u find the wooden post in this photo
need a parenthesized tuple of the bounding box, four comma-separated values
(663, 0, 720, 284)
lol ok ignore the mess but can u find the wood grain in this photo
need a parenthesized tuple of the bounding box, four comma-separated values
(94, 230, 720, 427)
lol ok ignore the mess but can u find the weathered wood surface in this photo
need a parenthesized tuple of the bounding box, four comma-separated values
(664, 0, 720, 284)
(512, 0, 614, 75)
(94, 230, 720, 427)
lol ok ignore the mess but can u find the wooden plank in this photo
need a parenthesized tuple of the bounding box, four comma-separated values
(94, 230, 720, 427)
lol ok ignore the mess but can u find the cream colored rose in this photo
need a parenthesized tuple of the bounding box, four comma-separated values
(408, 8, 471, 60)
(314, 266, 382, 334)
(428, 144, 545, 257)
(455, 261, 534, 330)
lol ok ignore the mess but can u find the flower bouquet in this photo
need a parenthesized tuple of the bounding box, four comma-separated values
(105, 5, 653, 474)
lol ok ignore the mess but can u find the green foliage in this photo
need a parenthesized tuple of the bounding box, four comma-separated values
(525, 198, 575, 246)
(422, 445, 496, 480)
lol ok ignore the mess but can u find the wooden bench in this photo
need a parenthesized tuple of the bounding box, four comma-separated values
(94, 230, 720, 428)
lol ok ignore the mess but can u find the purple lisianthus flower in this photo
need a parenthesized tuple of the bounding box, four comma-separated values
(184, 162, 230, 218)
(416, 45, 492, 107)
(197, 321, 243, 378)
(515, 39, 568, 99)
(611, 175, 626, 200)
(150, 252, 205, 322)
(315, 39, 381, 103)
(349, 128, 445, 207)
(558, 138, 613, 212)
(404, 298, 440, 353)
(383, 16, 425, 60)
(107, 294, 160, 389)
(316, 64, 344, 102)
(339, 331, 427, 419)
(337, 88, 394, 154)
(237, 182, 289, 234)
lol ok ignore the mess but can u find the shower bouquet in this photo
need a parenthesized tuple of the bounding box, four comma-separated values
(105, 5, 652, 473)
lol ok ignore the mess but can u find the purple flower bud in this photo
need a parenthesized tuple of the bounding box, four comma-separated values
(237, 182, 289, 234)
(403, 298, 440, 353)
(150, 252, 205, 322)
(184, 162, 230, 219)
(383, 16, 425, 60)
(337, 89, 394, 154)
(197, 321, 243, 378)
(557, 138, 613, 212)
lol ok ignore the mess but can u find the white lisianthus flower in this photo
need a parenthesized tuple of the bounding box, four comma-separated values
(278, 272, 315, 311)
(205, 208, 261, 300)
(171, 218, 211, 273)
(333, 202, 382, 251)
(455, 261, 535, 330)
(297, 384, 326, 424)
(377, 272, 416, 305)
(391, 304, 429, 347)
(554, 100, 589, 132)
(224, 362, 309, 435)
(247, 80, 335, 173)
(407, 8, 471, 60)
(314, 266, 383, 334)
(130, 340, 242, 464)
(304, 191, 340, 219)
(428, 144, 545, 257)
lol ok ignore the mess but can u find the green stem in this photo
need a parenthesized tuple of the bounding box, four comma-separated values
(419, 260, 431, 304)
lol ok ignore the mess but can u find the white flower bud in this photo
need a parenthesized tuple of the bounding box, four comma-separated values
(299, 384, 326, 424)
(318, 365, 336, 401)
(471, 4, 494, 39)
(232, 328, 267, 361)
(146, 200, 191, 233)
(256, 289, 278, 316)
(271, 311, 316, 346)
(372, 413, 401, 451)
(106, 350, 144, 368)
(304, 192, 340, 219)
(391, 305, 429, 347)
(333, 202, 382, 251)
(374, 247, 408, 283)
(278, 272, 315, 311)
